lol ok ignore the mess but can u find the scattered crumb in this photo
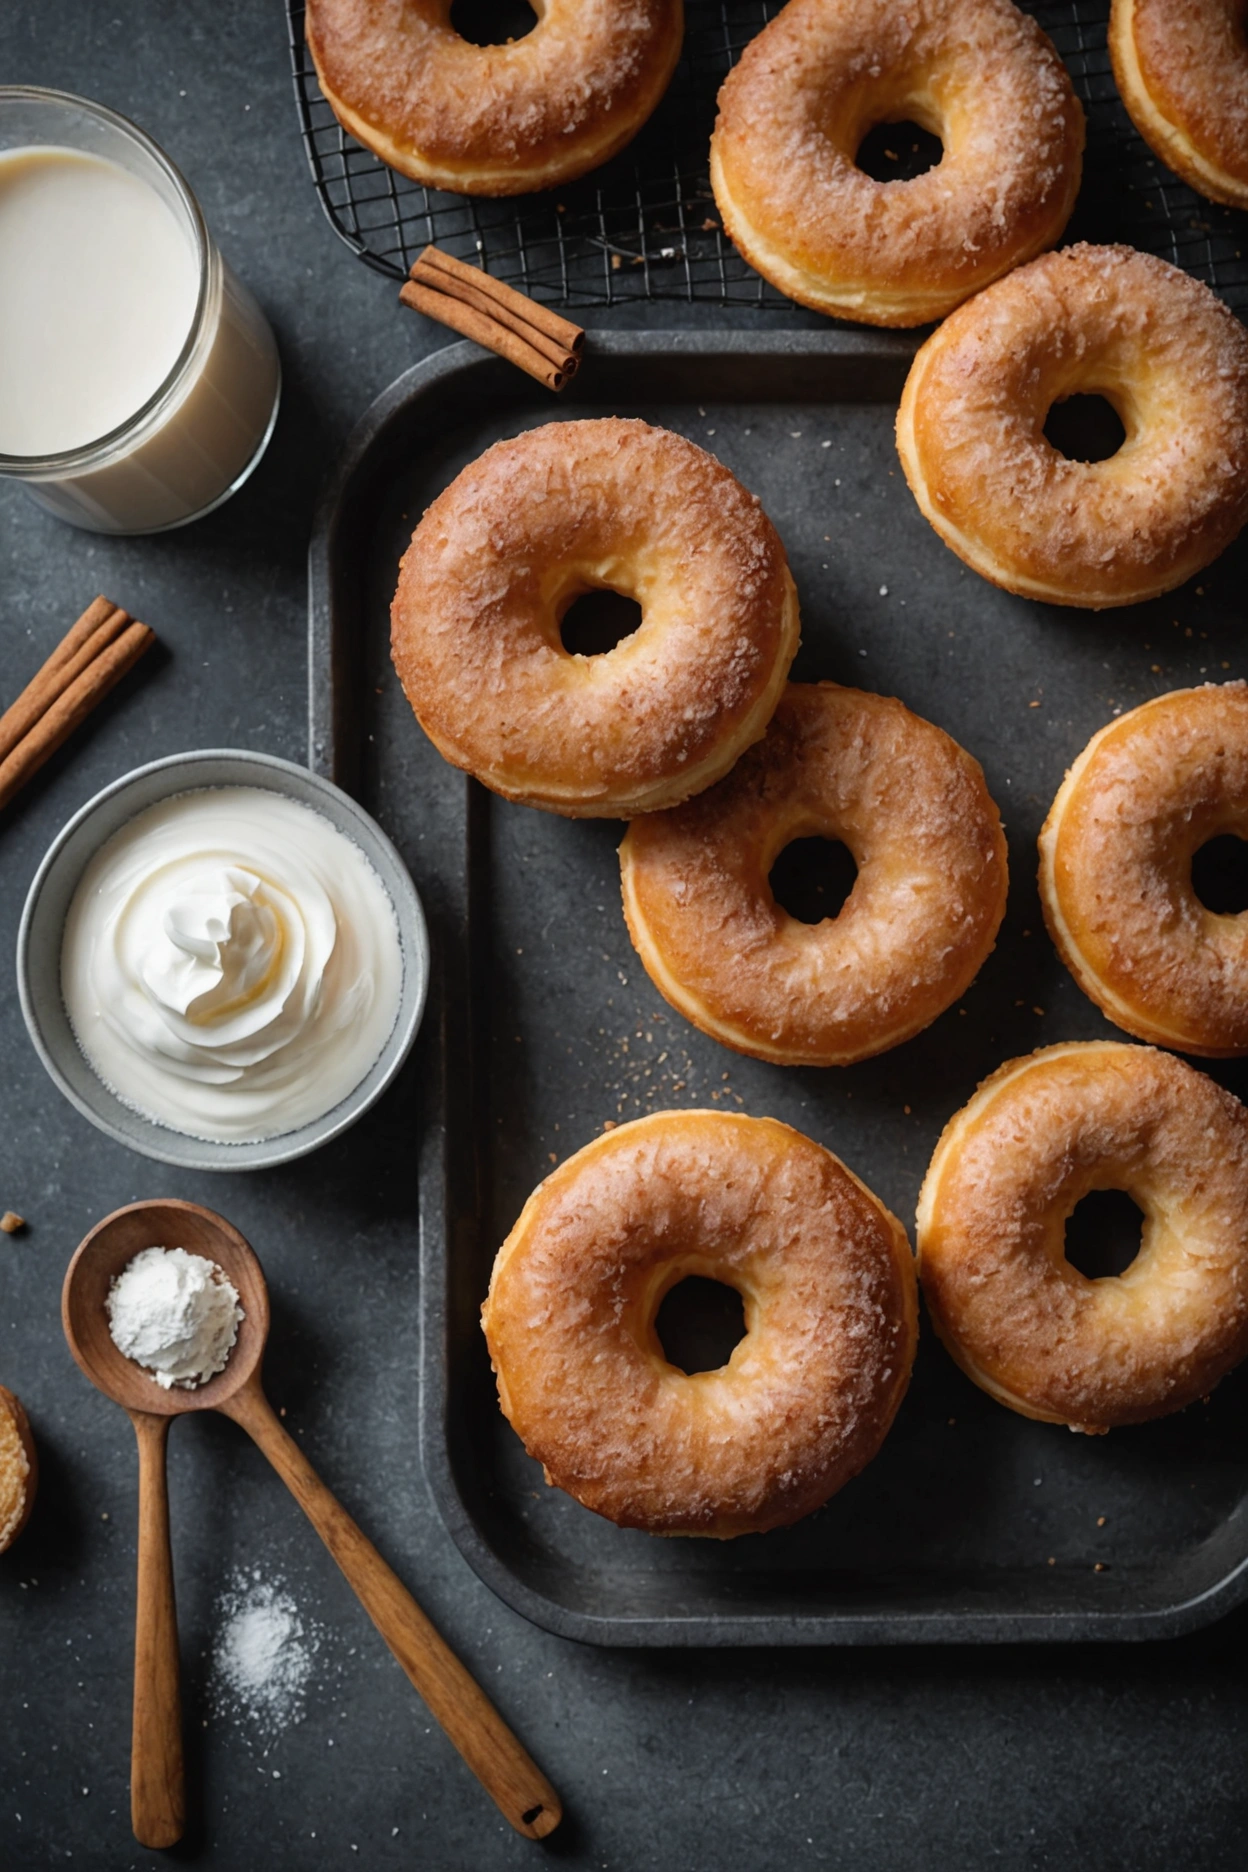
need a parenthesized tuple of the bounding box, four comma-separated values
(1096, 1516, 1106, 1527)
(1032, 1006, 1045, 1017)
(0, 1212, 24, 1234)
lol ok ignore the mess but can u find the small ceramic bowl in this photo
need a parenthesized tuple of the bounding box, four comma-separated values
(17, 749, 429, 1170)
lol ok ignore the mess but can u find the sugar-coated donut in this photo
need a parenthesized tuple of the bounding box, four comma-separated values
(896, 244, 1248, 608)
(304, 0, 684, 195)
(1040, 684, 1248, 1057)
(0, 1385, 36, 1553)
(1110, 0, 1248, 211)
(482, 1110, 917, 1538)
(391, 419, 800, 818)
(619, 684, 1007, 1066)
(916, 1043, 1248, 1433)
(708, 0, 1083, 326)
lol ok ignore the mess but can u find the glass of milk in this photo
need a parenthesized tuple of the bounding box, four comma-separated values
(0, 87, 281, 534)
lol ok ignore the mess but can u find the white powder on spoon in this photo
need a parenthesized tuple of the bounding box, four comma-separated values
(106, 1244, 243, 1389)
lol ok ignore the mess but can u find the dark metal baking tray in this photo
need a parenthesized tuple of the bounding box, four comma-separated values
(308, 331, 1248, 1644)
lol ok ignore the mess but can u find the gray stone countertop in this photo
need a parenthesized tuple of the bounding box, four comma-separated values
(0, 5, 1245, 1870)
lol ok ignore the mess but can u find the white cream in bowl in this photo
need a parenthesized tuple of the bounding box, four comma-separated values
(61, 787, 403, 1143)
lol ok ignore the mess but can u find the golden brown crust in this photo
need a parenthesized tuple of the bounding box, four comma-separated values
(916, 1043, 1248, 1432)
(482, 1110, 917, 1537)
(390, 418, 801, 818)
(896, 244, 1248, 608)
(0, 1385, 37, 1552)
(709, 0, 1083, 326)
(1039, 684, 1248, 1056)
(619, 683, 1008, 1065)
(305, 0, 684, 195)
(1110, 0, 1248, 211)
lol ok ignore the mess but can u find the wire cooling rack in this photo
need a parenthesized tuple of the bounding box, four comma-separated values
(287, 0, 1248, 314)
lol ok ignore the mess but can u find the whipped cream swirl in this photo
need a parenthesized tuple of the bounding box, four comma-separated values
(61, 787, 403, 1143)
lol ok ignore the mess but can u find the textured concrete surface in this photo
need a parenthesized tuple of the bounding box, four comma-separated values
(1, 5, 1246, 1870)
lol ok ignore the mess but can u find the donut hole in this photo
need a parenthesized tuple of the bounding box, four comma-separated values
(854, 120, 944, 183)
(1063, 1188, 1145, 1281)
(449, 0, 537, 46)
(1043, 394, 1127, 463)
(655, 1276, 747, 1375)
(560, 589, 643, 658)
(769, 836, 858, 925)
(1192, 834, 1248, 915)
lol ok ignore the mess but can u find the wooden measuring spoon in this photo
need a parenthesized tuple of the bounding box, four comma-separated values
(62, 1199, 561, 1847)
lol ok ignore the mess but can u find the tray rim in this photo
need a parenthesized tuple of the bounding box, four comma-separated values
(307, 329, 1248, 1646)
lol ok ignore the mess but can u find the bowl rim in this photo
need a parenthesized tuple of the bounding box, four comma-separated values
(16, 748, 429, 1170)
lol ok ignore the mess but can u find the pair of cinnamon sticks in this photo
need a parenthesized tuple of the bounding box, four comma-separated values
(400, 246, 584, 392)
(0, 596, 155, 814)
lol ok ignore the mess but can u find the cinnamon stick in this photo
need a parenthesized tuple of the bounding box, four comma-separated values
(408, 258, 578, 376)
(0, 620, 155, 813)
(399, 279, 572, 392)
(417, 246, 584, 354)
(0, 596, 130, 765)
(400, 246, 585, 393)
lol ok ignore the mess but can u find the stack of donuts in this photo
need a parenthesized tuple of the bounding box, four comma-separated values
(376, 0, 1248, 1542)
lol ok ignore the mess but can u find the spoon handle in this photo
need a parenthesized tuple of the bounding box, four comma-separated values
(128, 1410, 184, 1849)
(222, 1382, 561, 1841)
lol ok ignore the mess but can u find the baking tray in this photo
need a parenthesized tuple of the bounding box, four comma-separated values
(308, 332, 1248, 1644)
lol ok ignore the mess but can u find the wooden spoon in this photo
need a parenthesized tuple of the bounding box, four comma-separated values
(62, 1199, 561, 1847)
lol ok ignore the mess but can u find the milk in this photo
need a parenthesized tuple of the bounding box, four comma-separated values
(0, 148, 200, 456)
(0, 119, 279, 534)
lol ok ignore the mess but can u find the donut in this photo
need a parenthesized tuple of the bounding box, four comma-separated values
(390, 419, 801, 817)
(481, 1110, 917, 1537)
(304, 0, 684, 195)
(619, 684, 1008, 1066)
(916, 1042, 1248, 1433)
(1110, 0, 1248, 211)
(896, 244, 1248, 608)
(0, 1385, 37, 1552)
(708, 0, 1084, 326)
(1040, 684, 1248, 1057)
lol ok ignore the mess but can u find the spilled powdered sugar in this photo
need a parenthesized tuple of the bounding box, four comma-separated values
(209, 1569, 323, 1741)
